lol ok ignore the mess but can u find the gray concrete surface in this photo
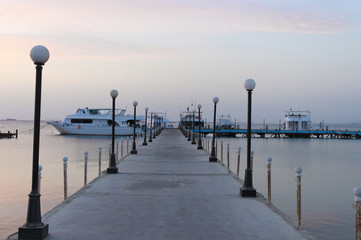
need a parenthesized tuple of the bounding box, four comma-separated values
(8, 129, 315, 240)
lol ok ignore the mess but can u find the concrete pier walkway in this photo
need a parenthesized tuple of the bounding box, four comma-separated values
(10, 129, 313, 240)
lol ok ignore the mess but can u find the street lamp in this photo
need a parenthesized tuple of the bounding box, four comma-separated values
(197, 104, 203, 150)
(131, 101, 138, 154)
(209, 97, 219, 162)
(153, 114, 157, 139)
(187, 113, 191, 141)
(191, 109, 196, 144)
(240, 78, 257, 197)
(107, 89, 119, 174)
(143, 107, 149, 146)
(149, 112, 153, 142)
(18, 45, 50, 240)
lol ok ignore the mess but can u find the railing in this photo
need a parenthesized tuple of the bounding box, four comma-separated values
(60, 134, 145, 201)
(186, 129, 305, 230)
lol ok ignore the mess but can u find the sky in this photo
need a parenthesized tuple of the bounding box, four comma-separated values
(0, 0, 361, 124)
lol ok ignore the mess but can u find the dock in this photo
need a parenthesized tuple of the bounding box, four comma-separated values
(197, 128, 361, 139)
(8, 129, 313, 240)
(0, 130, 18, 139)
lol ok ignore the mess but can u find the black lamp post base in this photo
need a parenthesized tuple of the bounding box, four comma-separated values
(187, 138, 191, 141)
(107, 167, 118, 174)
(191, 141, 196, 144)
(131, 150, 137, 154)
(197, 146, 203, 150)
(18, 223, 49, 240)
(240, 187, 257, 197)
(142, 142, 148, 146)
(209, 156, 217, 162)
(148, 139, 153, 142)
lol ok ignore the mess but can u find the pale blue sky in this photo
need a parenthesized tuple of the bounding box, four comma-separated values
(0, 0, 360, 123)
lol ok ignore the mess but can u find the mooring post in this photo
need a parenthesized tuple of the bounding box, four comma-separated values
(63, 157, 68, 200)
(267, 157, 272, 204)
(38, 165, 42, 193)
(207, 137, 210, 152)
(215, 139, 218, 158)
(121, 139, 124, 157)
(354, 187, 361, 240)
(98, 147, 102, 177)
(237, 146, 241, 177)
(116, 140, 119, 163)
(202, 134, 205, 149)
(295, 166, 302, 229)
(251, 150, 254, 170)
(84, 151, 88, 186)
(206, 137, 209, 152)
(108, 143, 111, 166)
(227, 143, 230, 170)
(221, 140, 224, 162)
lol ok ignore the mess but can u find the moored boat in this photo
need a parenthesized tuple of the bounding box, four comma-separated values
(51, 107, 143, 136)
(217, 114, 235, 130)
(283, 109, 311, 131)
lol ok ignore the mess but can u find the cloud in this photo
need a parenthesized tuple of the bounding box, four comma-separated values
(0, 0, 358, 37)
(0, 0, 359, 62)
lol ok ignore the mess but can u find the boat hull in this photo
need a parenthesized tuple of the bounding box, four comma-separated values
(51, 122, 142, 136)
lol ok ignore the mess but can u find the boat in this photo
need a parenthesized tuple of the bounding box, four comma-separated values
(283, 110, 311, 131)
(179, 110, 204, 129)
(217, 114, 235, 130)
(51, 107, 143, 136)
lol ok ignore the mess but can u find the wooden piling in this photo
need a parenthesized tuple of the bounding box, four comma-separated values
(267, 157, 272, 204)
(295, 167, 302, 229)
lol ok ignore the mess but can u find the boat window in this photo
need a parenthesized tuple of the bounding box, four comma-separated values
(71, 119, 93, 124)
(288, 121, 298, 130)
(127, 120, 140, 127)
(107, 120, 119, 126)
(90, 109, 99, 115)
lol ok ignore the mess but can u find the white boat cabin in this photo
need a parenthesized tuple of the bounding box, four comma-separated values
(284, 110, 311, 131)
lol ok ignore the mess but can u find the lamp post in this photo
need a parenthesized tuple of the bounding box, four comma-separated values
(155, 115, 159, 136)
(143, 107, 149, 146)
(191, 109, 196, 144)
(240, 78, 257, 197)
(153, 114, 157, 139)
(107, 89, 119, 174)
(18, 45, 50, 240)
(187, 113, 191, 141)
(149, 112, 153, 142)
(131, 101, 138, 154)
(197, 104, 203, 149)
(209, 97, 219, 162)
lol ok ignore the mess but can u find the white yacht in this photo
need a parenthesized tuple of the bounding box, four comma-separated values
(51, 107, 143, 136)
(283, 110, 311, 131)
(218, 114, 234, 130)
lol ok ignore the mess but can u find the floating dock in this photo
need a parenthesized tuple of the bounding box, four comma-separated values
(8, 129, 313, 240)
(0, 130, 18, 139)
(196, 129, 361, 139)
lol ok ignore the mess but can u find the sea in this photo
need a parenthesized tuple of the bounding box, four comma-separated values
(1, 120, 361, 239)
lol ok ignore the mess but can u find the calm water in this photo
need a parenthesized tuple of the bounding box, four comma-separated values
(0, 120, 133, 239)
(1, 121, 361, 239)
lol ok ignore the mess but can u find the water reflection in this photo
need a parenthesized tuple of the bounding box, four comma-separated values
(215, 136, 361, 240)
(1, 121, 361, 239)
(0, 121, 127, 239)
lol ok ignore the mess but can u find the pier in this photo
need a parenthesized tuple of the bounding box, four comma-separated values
(197, 129, 361, 139)
(0, 130, 18, 139)
(8, 129, 313, 240)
